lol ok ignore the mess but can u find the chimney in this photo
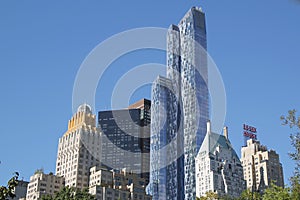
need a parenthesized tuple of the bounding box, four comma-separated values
(207, 120, 211, 134)
(223, 126, 228, 140)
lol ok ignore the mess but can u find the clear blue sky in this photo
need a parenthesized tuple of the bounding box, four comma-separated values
(1, 0, 300, 186)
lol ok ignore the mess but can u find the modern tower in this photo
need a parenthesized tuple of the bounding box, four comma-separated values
(149, 7, 209, 200)
(178, 7, 208, 200)
(98, 99, 151, 184)
(55, 104, 102, 189)
(148, 76, 180, 199)
(128, 98, 151, 184)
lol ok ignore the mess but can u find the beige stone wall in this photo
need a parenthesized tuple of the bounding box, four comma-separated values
(241, 139, 284, 192)
(55, 104, 102, 189)
(26, 172, 64, 200)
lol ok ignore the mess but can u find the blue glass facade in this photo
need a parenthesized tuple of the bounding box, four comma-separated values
(178, 8, 208, 200)
(148, 76, 180, 200)
(148, 7, 208, 200)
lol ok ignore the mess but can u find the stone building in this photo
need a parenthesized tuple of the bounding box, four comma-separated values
(195, 122, 245, 198)
(241, 139, 284, 193)
(89, 166, 151, 200)
(55, 104, 102, 189)
(26, 171, 64, 200)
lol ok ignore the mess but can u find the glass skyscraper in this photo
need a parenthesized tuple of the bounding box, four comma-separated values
(98, 99, 151, 184)
(148, 76, 180, 199)
(148, 7, 209, 200)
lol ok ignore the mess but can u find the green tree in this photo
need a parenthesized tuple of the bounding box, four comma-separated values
(41, 187, 95, 200)
(198, 191, 219, 200)
(262, 183, 291, 200)
(281, 109, 300, 199)
(280, 110, 300, 178)
(239, 189, 261, 200)
(0, 172, 19, 200)
(290, 180, 300, 200)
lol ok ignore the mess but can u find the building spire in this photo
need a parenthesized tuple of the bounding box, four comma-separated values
(223, 126, 228, 140)
(207, 120, 211, 134)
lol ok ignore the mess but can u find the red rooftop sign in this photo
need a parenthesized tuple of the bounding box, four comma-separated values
(243, 124, 257, 140)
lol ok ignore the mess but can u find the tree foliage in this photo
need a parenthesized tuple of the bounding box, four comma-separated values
(239, 189, 261, 200)
(198, 191, 219, 200)
(0, 172, 19, 200)
(41, 187, 95, 200)
(280, 110, 300, 185)
(197, 191, 239, 200)
(290, 180, 300, 200)
(262, 183, 291, 200)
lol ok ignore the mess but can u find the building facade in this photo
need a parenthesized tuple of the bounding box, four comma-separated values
(128, 99, 151, 184)
(148, 76, 181, 199)
(178, 9, 209, 199)
(55, 104, 102, 189)
(89, 166, 151, 200)
(195, 122, 245, 198)
(241, 139, 284, 193)
(6, 180, 29, 200)
(98, 99, 151, 184)
(149, 7, 209, 200)
(26, 171, 64, 200)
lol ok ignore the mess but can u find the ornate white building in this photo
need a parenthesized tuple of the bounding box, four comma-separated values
(26, 171, 64, 200)
(195, 122, 245, 198)
(241, 139, 284, 192)
(55, 104, 102, 189)
(89, 166, 152, 200)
